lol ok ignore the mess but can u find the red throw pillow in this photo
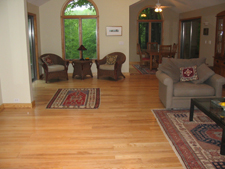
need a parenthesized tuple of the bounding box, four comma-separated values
(43, 55, 54, 66)
(180, 65, 198, 82)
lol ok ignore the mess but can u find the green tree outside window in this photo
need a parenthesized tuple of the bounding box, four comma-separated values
(138, 8, 162, 50)
(63, 0, 98, 60)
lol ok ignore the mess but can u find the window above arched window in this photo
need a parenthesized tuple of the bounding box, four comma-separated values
(61, 0, 99, 60)
(64, 0, 97, 16)
(139, 8, 161, 20)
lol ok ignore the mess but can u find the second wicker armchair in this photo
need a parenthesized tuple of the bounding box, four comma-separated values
(95, 52, 126, 80)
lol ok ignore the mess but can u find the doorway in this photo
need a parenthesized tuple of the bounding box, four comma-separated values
(28, 13, 39, 81)
(180, 18, 201, 59)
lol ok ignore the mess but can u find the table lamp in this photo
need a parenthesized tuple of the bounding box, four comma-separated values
(77, 45, 87, 60)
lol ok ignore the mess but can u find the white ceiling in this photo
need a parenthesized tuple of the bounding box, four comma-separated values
(26, 0, 225, 13)
(26, 0, 51, 6)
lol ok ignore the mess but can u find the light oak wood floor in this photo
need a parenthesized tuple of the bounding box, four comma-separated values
(1, 65, 221, 169)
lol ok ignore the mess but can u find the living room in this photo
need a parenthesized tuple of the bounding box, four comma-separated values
(1, 0, 225, 168)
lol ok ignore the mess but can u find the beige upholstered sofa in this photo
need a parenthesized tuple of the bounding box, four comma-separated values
(156, 57, 225, 109)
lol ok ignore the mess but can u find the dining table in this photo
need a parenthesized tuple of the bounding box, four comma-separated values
(146, 49, 176, 70)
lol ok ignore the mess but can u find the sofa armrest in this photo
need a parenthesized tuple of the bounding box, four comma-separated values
(156, 70, 173, 86)
(205, 74, 225, 97)
(156, 70, 174, 109)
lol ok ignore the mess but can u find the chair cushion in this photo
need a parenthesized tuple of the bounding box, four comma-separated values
(174, 82, 215, 97)
(106, 55, 117, 65)
(180, 65, 198, 82)
(99, 64, 115, 70)
(192, 63, 215, 84)
(48, 65, 65, 72)
(43, 55, 54, 65)
(142, 58, 150, 61)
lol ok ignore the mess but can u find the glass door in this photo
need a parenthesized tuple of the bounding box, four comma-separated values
(180, 18, 201, 59)
(28, 15, 37, 81)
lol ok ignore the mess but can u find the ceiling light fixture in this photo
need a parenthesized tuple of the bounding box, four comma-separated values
(155, 0, 162, 12)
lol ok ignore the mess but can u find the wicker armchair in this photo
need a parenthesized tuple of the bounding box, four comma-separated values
(95, 52, 126, 80)
(40, 53, 68, 83)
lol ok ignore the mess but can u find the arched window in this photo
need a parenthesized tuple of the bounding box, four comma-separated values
(61, 0, 99, 60)
(138, 7, 163, 50)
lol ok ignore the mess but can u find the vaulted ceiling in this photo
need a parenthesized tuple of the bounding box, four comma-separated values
(26, 0, 51, 6)
(26, 0, 225, 13)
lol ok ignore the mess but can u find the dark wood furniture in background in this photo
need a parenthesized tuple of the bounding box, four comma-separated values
(160, 45, 172, 58)
(213, 10, 225, 76)
(95, 52, 126, 80)
(40, 53, 68, 83)
(137, 43, 150, 68)
(72, 60, 93, 80)
(146, 47, 175, 70)
(170, 43, 178, 58)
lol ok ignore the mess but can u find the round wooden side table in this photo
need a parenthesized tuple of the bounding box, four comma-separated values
(72, 60, 93, 80)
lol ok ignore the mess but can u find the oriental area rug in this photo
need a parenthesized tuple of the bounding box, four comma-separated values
(152, 109, 225, 169)
(132, 64, 157, 75)
(46, 88, 100, 109)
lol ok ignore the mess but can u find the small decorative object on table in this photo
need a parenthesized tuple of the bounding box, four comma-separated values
(211, 99, 221, 107)
(77, 45, 87, 60)
(211, 99, 225, 118)
(219, 102, 225, 118)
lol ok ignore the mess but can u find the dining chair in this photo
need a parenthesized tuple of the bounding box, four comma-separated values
(137, 43, 150, 67)
(147, 42, 158, 51)
(147, 42, 159, 68)
(170, 43, 178, 58)
(160, 45, 172, 58)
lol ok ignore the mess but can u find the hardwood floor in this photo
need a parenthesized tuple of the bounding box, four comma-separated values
(0, 68, 189, 168)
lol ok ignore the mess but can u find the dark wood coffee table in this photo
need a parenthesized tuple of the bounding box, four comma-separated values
(190, 98, 225, 155)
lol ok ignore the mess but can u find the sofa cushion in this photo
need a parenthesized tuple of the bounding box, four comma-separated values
(173, 82, 215, 97)
(48, 65, 65, 72)
(159, 57, 206, 83)
(158, 58, 180, 83)
(192, 63, 215, 84)
(99, 64, 114, 70)
(180, 65, 198, 82)
(170, 57, 206, 68)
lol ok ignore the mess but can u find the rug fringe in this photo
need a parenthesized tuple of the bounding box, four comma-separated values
(151, 109, 187, 169)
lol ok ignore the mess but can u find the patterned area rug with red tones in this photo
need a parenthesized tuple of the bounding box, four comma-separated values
(132, 65, 157, 74)
(46, 88, 100, 109)
(152, 109, 225, 169)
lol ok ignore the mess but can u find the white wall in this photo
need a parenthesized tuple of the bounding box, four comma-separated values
(39, 0, 139, 73)
(0, 0, 33, 104)
(0, 79, 3, 106)
(179, 2, 225, 66)
(129, 0, 179, 62)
